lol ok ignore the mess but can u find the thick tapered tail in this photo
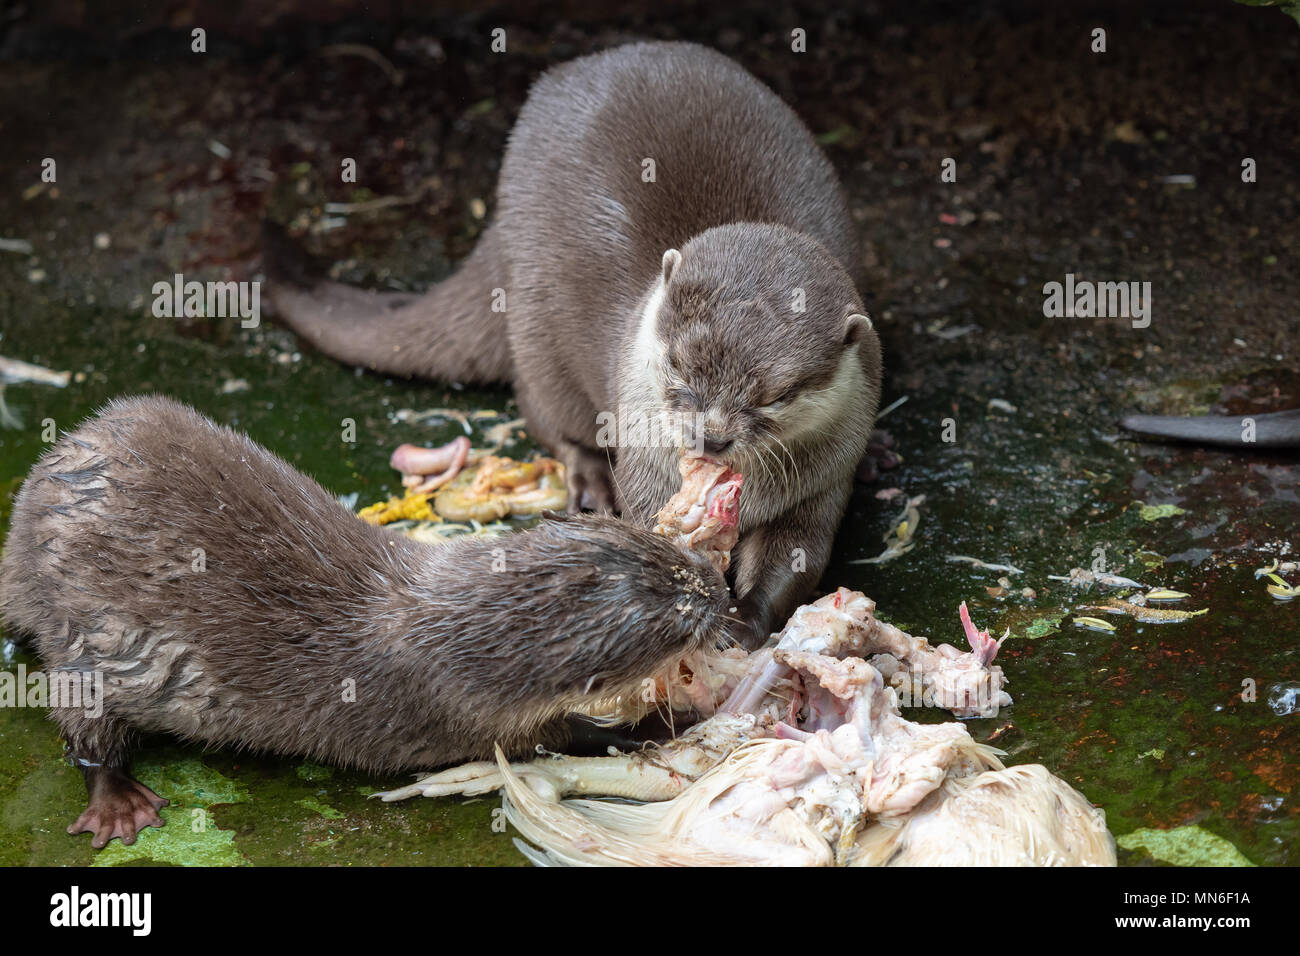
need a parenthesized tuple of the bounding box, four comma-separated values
(262, 222, 513, 383)
(1121, 409, 1300, 449)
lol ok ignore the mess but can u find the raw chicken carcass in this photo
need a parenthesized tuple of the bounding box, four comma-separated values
(485, 627, 1112, 867)
(849, 764, 1119, 867)
(376, 457, 1113, 866)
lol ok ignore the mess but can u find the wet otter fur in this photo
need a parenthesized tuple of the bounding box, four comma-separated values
(266, 41, 883, 645)
(0, 395, 729, 848)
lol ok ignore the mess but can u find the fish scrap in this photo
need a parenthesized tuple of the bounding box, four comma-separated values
(1077, 594, 1208, 624)
(850, 493, 925, 565)
(1262, 573, 1298, 601)
(0, 354, 72, 429)
(1254, 558, 1298, 579)
(946, 554, 1024, 575)
(1047, 567, 1144, 590)
(1072, 616, 1117, 633)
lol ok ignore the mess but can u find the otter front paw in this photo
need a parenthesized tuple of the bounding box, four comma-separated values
(856, 428, 901, 483)
(69, 769, 168, 849)
(725, 594, 775, 651)
(559, 444, 617, 513)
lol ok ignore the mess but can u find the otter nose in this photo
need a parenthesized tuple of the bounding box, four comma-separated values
(702, 437, 733, 456)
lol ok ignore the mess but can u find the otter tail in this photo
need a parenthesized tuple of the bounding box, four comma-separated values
(1121, 409, 1300, 449)
(262, 222, 513, 383)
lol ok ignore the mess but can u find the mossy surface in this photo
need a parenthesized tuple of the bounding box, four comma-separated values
(2, 1, 1297, 866)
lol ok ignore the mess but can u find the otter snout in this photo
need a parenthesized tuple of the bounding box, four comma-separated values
(668, 552, 732, 638)
(681, 411, 744, 460)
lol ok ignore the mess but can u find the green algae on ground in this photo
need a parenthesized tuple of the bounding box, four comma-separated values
(138, 751, 249, 807)
(296, 797, 345, 820)
(1118, 825, 1256, 866)
(1023, 613, 1066, 640)
(94, 753, 251, 867)
(1135, 502, 1188, 522)
(94, 813, 249, 867)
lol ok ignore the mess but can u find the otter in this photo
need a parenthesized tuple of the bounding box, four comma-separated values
(266, 41, 883, 646)
(0, 395, 729, 848)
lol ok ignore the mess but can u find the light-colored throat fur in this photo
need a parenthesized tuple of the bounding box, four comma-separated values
(613, 277, 873, 527)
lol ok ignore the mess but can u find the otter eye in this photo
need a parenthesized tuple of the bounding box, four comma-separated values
(763, 387, 801, 410)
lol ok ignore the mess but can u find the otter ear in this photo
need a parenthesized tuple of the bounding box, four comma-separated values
(662, 249, 682, 284)
(844, 312, 873, 345)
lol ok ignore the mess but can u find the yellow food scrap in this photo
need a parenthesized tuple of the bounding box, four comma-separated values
(1264, 573, 1297, 601)
(1073, 616, 1117, 633)
(358, 488, 441, 525)
(435, 455, 567, 522)
(357, 454, 567, 526)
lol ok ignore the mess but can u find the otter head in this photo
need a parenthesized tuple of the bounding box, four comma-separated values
(647, 223, 878, 469)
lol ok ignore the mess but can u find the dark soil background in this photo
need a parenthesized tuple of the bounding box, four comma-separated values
(0, 0, 1296, 866)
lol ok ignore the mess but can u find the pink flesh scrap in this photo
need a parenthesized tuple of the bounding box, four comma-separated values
(652, 456, 743, 574)
(391, 436, 471, 493)
(959, 601, 1008, 666)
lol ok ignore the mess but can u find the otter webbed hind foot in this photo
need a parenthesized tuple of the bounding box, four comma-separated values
(68, 767, 168, 849)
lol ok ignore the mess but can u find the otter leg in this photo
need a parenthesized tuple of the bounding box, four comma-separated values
(61, 716, 168, 849)
(730, 486, 849, 648)
(558, 442, 617, 513)
(527, 416, 616, 512)
(512, 385, 616, 512)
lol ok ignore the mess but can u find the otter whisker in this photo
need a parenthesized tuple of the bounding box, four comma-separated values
(752, 439, 782, 491)
(749, 424, 796, 493)
(768, 433, 801, 490)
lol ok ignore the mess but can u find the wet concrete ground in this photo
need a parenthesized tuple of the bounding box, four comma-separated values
(0, 1, 1296, 865)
